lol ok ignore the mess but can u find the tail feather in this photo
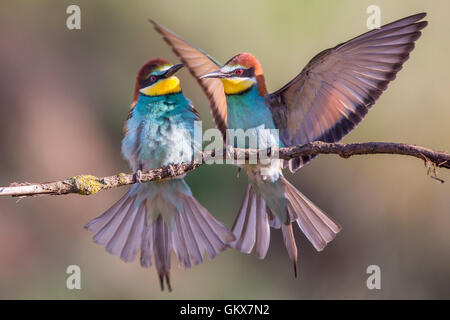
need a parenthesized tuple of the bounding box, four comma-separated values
(92, 198, 134, 246)
(230, 185, 271, 259)
(191, 197, 235, 245)
(120, 204, 146, 262)
(282, 177, 341, 251)
(105, 201, 140, 256)
(281, 223, 298, 278)
(153, 215, 172, 291)
(85, 192, 129, 233)
(172, 213, 191, 269)
(287, 197, 327, 252)
(231, 187, 257, 254)
(229, 176, 341, 273)
(230, 185, 251, 241)
(185, 195, 234, 257)
(183, 198, 217, 259)
(297, 188, 341, 237)
(179, 210, 203, 265)
(140, 225, 153, 267)
(85, 182, 234, 291)
(255, 195, 270, 259)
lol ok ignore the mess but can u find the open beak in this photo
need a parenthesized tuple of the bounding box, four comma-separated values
(163, 63, 184, 78)
(199, 69, 229, 79)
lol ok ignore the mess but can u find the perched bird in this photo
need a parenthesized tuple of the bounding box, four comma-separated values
(151, 13, 428, 275)
(85, 58, 234, 291)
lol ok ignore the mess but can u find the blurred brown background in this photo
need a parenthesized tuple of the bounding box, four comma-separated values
(0, 0, 449, 299)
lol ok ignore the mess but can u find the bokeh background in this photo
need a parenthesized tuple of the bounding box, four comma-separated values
(0, 0, 449, 299)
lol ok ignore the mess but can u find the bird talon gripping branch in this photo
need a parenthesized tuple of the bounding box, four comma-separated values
(167, 164, 176, 177)
(225, 144, 236, 164)
(134, 169, 144, 183)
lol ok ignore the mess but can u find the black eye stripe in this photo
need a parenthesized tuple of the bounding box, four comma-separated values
(140, 74, 160, 88)
(228, 67, 255, 78)
(242, 67, 254, 77)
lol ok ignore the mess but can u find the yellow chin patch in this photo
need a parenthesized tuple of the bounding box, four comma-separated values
(221, 78, 255, 95)
(140, 76, 181, 96)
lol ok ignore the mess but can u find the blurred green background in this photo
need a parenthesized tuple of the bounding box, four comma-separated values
(0, 0, 449, 299)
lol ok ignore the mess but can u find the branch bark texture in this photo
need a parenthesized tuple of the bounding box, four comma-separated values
(0, 141, 448, 198)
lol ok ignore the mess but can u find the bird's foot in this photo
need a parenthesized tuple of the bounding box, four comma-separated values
(167, 164, 176, 177)
(134, 169, 144, 183)
(226, 145, 236, 164)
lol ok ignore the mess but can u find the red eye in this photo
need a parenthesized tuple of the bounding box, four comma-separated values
(235, 68, 243, 75)
(150, 75, 157, 82)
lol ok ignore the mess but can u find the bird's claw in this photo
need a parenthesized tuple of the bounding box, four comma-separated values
(226, 145, 236, 164)
(168, 164, 176, 177)
(135, 169, 144, 183)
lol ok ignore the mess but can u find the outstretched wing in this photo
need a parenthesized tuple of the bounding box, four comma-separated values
(151, 20, 228, 137)
(266, 13, 427, 171)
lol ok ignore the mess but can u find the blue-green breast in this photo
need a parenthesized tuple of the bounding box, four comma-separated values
(226, 85, 282, 149)
(122, 93, 199, 171)
(226, 85, 276, 130)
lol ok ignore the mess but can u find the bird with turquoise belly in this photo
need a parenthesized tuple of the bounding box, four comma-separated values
(152, 13, 428, 276)
(85, 58, 234, 291)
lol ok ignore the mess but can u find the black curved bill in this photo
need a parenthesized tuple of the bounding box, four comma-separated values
(164, 63, 184, 78)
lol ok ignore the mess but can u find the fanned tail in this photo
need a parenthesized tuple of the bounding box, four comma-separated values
(281, 176, 341, 252)
(85, 187, 146, 263)
(230, 177, 341, 277)
(85, 182, 234, 291)
(230, 184, 271, 259)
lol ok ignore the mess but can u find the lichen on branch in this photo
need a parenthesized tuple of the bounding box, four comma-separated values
(0, 141, 448, 198)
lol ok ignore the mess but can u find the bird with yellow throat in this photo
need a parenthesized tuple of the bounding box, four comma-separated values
(151, 13, 428, 276)
(85, 58, 234, 291)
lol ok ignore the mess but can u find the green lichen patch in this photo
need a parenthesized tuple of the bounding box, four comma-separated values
(118, 173, 128, 184)
(72, 175, 105, 195)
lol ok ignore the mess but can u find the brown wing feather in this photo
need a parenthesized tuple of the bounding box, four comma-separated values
(266, 13, 428, 171)
(150, 20, 228, 138)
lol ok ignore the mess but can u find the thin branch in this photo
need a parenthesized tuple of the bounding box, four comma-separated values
(0, 141, 448, 198)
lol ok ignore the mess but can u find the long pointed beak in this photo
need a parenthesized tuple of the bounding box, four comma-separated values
(164, 63, 184, 78)
(199, 69, 228, 79)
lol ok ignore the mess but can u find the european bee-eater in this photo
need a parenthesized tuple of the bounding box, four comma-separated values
(152, 13, 427, 275)
(85, 58, 234, 291)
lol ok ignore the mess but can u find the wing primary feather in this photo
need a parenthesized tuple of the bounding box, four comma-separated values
(266, 13, 427, 170)
(150, 20, 228, 137)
